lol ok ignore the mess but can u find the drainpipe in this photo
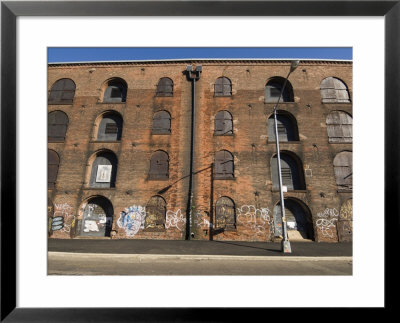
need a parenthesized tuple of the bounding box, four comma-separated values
(185, 65, 202, 240)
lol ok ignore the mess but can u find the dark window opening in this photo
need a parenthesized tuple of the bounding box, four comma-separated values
(48, 149, 60, 189)
(271, 153, 305, 190)
(267, 112, 299, 142)
(97, 113, 123, 141)
(103, 79, 127, 103)
(265, 77, 294, 103)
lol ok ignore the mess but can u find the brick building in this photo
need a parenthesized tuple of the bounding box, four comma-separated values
(47, 59, 352, 243)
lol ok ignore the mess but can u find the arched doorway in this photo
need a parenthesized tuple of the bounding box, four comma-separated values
(273, 198, 314, 241)
(80, 196, 113, 237)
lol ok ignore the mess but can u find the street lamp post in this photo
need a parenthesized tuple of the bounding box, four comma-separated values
(273, 60, 300, 253)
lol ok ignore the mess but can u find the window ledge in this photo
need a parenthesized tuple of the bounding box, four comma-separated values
(97, 102, 126, 105)
(48, 102, 74, 105)
(267, 140, 300, 144)
(90, 140, 121, 143)
(214, 95, 232, 98)
(264, 101, 295, 104)
(214, 177, 235, 180)
(328, 141, 353, 144)
(322, 102, 352, 104)
(83, 187, 116, 190)
(214, 133, 234, 137)
(337, 189, 352, 193)
(48, 140, 66, 143)
(151, 132, 171, 135)
(271, 189, 307, 193)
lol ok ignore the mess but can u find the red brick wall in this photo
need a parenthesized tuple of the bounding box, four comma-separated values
(48, 60, 352, 242)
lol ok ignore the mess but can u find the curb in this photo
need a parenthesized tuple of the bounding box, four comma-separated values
(48, 252, 352, 262)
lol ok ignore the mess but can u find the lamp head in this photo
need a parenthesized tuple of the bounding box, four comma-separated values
(290, 60, 300, 73)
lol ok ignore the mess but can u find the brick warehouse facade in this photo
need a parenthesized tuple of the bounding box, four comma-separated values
(47, 59, 353, 243)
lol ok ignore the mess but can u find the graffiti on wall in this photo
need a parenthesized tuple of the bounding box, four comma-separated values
(165, 209, 186, 231)
(317, 208, 339, 218)
(315, 218, 337, 238)
(237, 205, 272, 236)
(51, 203, 75, 233)
(82, 203, 108, 233)
(117, 205, 146, 236)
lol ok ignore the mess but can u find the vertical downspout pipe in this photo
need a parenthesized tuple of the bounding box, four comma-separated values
(185, 65, 201, 240)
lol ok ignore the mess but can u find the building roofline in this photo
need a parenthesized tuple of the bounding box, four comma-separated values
(48, 58, 352, 66)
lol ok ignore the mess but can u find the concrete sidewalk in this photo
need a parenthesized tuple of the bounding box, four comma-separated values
(48, 239, 352, 258)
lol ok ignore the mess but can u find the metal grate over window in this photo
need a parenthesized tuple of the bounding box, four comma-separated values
(215, 197, 236, 230)
(333, 151, 352, 191)
(214, 77, 232, 96)
(215, 110, 233, 135)
(156, 78, 173, 96)
(215, 150, 234, 179)
(321, 77, 351, 103)
(152, 111, 171, 134)
(48, 78, 76, 104)
(48, 111, 69, 142)
(326, 111, 352, 143)
(149, 151, 169, 180)
(145, 196, 166, 230)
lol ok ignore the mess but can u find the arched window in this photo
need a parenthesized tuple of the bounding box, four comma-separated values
(326, 111, 352, 143)
(48, 111, 69, 142)
(48, 78, 75, 104)
(149, 151, 169, 180)
(80, 196, 114, 237)
(338, 198, 353, 242)
(273, 198, 314, 240)
(333, 151, 352, 191)
(102, 78, 127, 103)
(48, 149, 60, 189)
(214, 77, 232, 96)
(265, 77, 294, 103)
(96, 112, 123, 141)
(215, 150, 234, 179)
(152, 111, 171, 134)
(215, 110, 233, 135)
(267, 111, 299, 141)
(145, 196, 166, 229)
(271, 152, 305, 190)
(156, 77, 173, 96)
(89, 151, 118, 188)
(215, 197, 236, 230)
(321, 77, 350, 103)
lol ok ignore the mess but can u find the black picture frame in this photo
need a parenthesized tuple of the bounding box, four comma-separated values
(1, 0, 397, 321)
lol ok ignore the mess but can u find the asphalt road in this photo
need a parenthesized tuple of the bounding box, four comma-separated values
(48, 239, 352, 275)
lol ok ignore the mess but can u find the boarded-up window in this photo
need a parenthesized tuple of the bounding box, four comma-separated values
(48, 111, 69, 142)
(326, 111, 352, 143)
(89, 152, 118, 188)
(149, 151, 169, 180)
(265, 77, 293, 103)
(152, 111, 171, 134)
(215, 150, 234, 179)
(48, 78, 75, 104)
(268, 112, 299, 141)
(271, 153, 305, 190)
(215, 110, 233, 135)
(103, 79, 127, 103)
(48, 149, 60, 189)
(215, 197, 236, 230)
(333, 151, 352, 191)
(97, 113, 123, 141)
(156, 78, 173, 96)
(145, 196, 166, 229)
(214, 77, 232, 96)
(321, 77, 350, 103)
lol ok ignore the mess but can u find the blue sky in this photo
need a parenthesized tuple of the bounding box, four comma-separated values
(48, 47, 352, 63)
